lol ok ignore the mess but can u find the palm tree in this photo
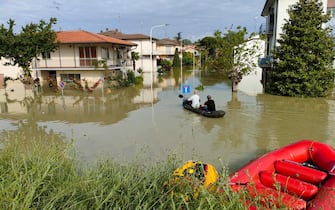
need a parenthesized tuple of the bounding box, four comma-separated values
(174, 32, 182, 43)
(131, 51, 139, 71)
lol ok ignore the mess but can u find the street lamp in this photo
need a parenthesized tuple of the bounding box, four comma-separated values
(148, 24, 168, 123)
(149, 24, 169, 85)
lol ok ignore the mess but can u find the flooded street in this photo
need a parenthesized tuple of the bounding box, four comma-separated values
(1, 69, 335, 172)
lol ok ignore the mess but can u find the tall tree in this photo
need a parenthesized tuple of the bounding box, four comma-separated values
(219, 27, 247, 74)
(174, 32, 182, 43)
(269, 0, 335, 97)
(172, 48, 181, 67)
(0, 18, 58, 77)
(197, 36, 219, 59)
(131, 51, 139, 71)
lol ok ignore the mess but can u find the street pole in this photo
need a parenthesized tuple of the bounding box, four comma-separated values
(149, 24, 169, 90)
(149, 24, 169, 124)
(180, 40, 183, 94)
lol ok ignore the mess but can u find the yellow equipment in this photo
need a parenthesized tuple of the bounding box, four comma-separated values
(171, 160, 219, 191)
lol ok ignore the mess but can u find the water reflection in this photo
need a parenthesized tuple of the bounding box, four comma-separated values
(1, 69, 335, 173)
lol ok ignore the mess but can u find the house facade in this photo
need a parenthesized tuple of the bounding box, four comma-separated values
(0, 59, 22, 80)
(259, 0, 333, 91)
(31, 30, 136, 89)
(156, 38, 180, 62)
(237, 35, 265, 95)
(100, 31, 159, 73)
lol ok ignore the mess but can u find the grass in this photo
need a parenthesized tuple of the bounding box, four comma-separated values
(0, 131, 274, 210)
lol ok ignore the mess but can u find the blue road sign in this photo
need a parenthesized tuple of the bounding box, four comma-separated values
(182, 85, 190, 94)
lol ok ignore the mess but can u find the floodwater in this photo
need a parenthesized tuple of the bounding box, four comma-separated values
(1, 68, 335, 172)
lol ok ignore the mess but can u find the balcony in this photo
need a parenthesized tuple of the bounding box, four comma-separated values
(32, 57, 131, 71)
(259, 55, 273, 68)
(259, 23, 274, 35)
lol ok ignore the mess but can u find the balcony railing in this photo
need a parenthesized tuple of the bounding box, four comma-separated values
(259, 23, 274, 35)
(80, 58, 98, 67)
(32, 57, 132, 70)
(259, 55, 273, 68)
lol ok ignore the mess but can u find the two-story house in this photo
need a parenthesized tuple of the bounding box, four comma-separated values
(237, 35, 265, 95)
(156, 38, 180, 62)
(31, 30, 136, 88)
(259, 0, 334, 91)
(99, 31, 159, 74)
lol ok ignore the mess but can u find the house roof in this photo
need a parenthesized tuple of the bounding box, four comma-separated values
(156, 38, 179, 46)
(99, 31, 157, 40)
(328, 0, 335, 8)
(261, 0, 274, 16)
(56, 30, 137, 46)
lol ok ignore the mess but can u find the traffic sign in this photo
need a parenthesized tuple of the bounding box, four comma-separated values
(59, 81, 65, 89)
(182, 85, 190, 94)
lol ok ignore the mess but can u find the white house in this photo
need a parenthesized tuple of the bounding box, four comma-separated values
(0, 59, 22, 79)
(1, 30, 136, 90)
(259, 0, 333, 91)
(237, 35, 265, 95)
(156, 38, 180, 62)
(32, 30, 136, 89)
(99, 31, 159, 73)
(260, 0, 328, 58)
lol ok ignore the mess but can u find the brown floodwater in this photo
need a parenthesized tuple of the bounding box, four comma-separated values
(1, 69, 335, 172)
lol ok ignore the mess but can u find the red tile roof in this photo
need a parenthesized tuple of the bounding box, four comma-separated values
(99, 31, 156, 40)
(56, 30, 137, 46)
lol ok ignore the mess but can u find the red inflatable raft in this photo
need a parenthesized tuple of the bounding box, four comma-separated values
(229, 139, 335, 209)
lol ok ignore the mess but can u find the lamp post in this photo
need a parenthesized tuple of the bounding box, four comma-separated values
(149, 24, 168, 123)
(180, 39, 183, 94)
(149, 24, 169, 86)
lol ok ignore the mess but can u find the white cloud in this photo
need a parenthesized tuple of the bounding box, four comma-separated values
(1, 0, 266, 40)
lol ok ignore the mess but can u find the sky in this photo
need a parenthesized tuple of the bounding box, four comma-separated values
(1, 0, 266, 41)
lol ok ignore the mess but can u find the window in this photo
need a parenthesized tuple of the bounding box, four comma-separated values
(60, 74, 81, 83)
(101, 47, 109, 60)
(79, 47, 97, 66)
(328, 8, 335, 17)
(42, 52, 51, 59)
(165, 46, 172, 54)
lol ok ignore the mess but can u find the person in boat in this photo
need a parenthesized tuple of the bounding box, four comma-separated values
(186, 90, 201, 108)
(203, 95, 216, 112)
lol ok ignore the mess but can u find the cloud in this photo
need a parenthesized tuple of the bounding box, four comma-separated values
(1, 0, 266, 41)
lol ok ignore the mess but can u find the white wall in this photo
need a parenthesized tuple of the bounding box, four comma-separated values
(238, 36, 265, 95)
(36, 45, 127, 68)
(131, 39, 159, 73)
(0, 59, 22, 79)
(275, 0, 328, 45)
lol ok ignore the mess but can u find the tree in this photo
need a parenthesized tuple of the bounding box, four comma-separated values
(0, 18, 58, 77)
(181, 39, 192, 45)
(182, 52, 193, 66)
(269, 0, 335, 97)
(174, 32, 182, 43)
(220, 27, 247, 74)
(0, 20, 16, 64)
(197, 36, 219, 59)
(198, 27, 260, 92)
(172, 48, 181, 67)
(131, 51, 139, 71)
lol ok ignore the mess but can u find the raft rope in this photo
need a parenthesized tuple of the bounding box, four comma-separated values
(329, 165, 335, 176)
(308, 141, 315, 165)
